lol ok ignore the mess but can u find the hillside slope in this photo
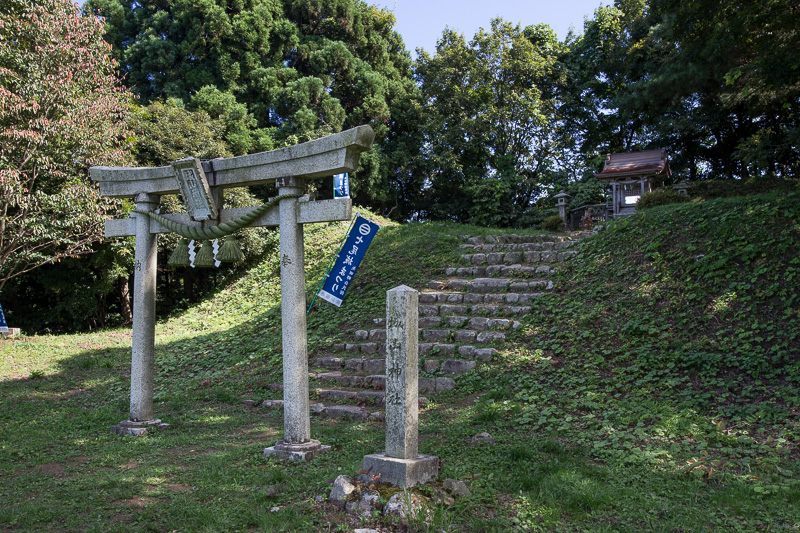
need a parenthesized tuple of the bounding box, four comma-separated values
(1, 194, 798, 531)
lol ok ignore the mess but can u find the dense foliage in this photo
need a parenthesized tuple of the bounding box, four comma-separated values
(0, 0, 131, 292)
(84, 0, 422, 215)
(412, 20, 565, 226)
(560, 0, 800, 180)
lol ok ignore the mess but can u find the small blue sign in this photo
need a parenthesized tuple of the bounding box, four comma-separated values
(318, 214, 379, 307)
(334, 173, 349, 198)
(0, 303, 8, 333)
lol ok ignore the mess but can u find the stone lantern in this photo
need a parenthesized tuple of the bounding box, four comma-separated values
(554, 191, 571, 227)
(672, 181, 691, 197)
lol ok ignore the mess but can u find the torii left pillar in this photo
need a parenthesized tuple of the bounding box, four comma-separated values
(111, 193, 169, 436)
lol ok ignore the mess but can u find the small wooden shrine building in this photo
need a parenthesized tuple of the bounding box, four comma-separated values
(596, 149, 670, 217)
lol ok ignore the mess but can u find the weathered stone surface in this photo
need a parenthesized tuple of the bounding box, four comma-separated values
(441, 360, 476, 375)
(422, 329, 450, 342)
(505, 293, 520, 303)
(436, 377, 456, 391)
(419, 292, 438, 304)
(262, 399, 284, 408)
(458, 345, 476, 357)
(344, 358, 364, 372)
(243, 399, 256, 407)
(470, 432, 496, 445)
(314, 357, 343, 369)
(468, 278, 509, 292)
(418, 343, 434, 355)
(423, 359, 440, 372)
(419, 378, 436, 393)
(357, 391, 385, 404)
(345, 343, 360, 352)
(363, 453, 439, 488)
(346, 492, 381, 516)
(419, 305, 439, 316)
(443, 479, 472, 498)
(264, 439, 331, 461)
(468, 317, 490, 331)
(505, 251, 523, 263)
(454, 330, 477, 343)
(384, 285, 418, 459)
(463, 293, 484, 304)
(446, 279, 467, 290)
(438, 304, 467, 315)
(363, 358, 385, 374)
(474, 348, 496, 361)
(418, 317, 442, 328)
(444, 315, 468, 328)
(445, 293, 463, 304)
(476, 331, 505, 343)
(329, 475, 356, 505)
(317, 389, 357, 401)
(355, 330, 369, 341)
(431, 344, 455, 356)
(366, 375, 386, 389)
(361, 342, 378, 355)
(323, 405, 368, 421)
(369, 329, 386, 341)
(484, 293, 504, 304)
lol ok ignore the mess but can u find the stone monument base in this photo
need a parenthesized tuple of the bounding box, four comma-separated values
(363, 453, 439, 487)
(110, 419, 169, 437)
(264, 439, 331, 461)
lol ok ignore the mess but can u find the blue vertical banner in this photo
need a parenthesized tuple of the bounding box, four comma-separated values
(0, 302, 8, 333)
(318, 214, 379, 307)
(333, 173, 349, 198)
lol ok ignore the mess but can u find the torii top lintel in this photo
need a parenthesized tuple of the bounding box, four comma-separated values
(90, 125, 375, 198)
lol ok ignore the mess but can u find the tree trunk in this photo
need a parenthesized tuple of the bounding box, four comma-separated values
(118, 277, 133, 325)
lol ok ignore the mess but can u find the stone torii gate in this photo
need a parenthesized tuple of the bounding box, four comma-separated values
(91, 126, 375, 459)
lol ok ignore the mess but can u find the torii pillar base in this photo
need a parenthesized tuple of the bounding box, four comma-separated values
(110, 419, 170, 437)
(264, 439, 331, 462)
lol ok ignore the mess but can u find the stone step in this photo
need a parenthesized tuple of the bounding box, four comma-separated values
(259, 399, 376, 422)
(459, 241, 576, 252)
(314, 372, 457, 394)
(420, 291, 543, 305)
(427, 278, 553, 293)
(313, 350, 493, 374)
(352, 318, 519, 341)
(327, 343, 498, 360)
(460, 250, 578, 265)
(313, 388, 431, 408)
(445, 265, 555, 277)
(465, 234, 575, 245)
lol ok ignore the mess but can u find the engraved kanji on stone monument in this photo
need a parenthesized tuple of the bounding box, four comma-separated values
(91, 126, 375, 453)
(363, 285, 439, 486)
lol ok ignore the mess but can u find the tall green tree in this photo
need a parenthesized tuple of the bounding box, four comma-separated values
(414, 19, 564, 226)
(0, 0, 131, 293)
(86, 0, 422, 216)
(641, 0, 800, 178)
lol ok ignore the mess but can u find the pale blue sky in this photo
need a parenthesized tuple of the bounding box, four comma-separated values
(371, 0, 612, 57)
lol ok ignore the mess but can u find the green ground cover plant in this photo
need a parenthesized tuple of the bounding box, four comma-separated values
(1, 195, 798, 531)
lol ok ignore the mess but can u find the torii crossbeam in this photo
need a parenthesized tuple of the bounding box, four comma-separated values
(91, 126, 375, 459)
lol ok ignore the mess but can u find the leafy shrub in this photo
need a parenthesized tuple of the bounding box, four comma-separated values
(637, 188, 689, 209)
(542, 215, 565, 231)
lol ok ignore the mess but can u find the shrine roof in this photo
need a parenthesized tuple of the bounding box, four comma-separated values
(596, 149, 670, 179)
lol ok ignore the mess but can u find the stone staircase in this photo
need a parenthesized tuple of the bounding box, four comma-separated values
(261, 233, 583, 421)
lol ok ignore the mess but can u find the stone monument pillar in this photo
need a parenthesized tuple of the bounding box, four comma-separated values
(363, 285, 439, 487)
